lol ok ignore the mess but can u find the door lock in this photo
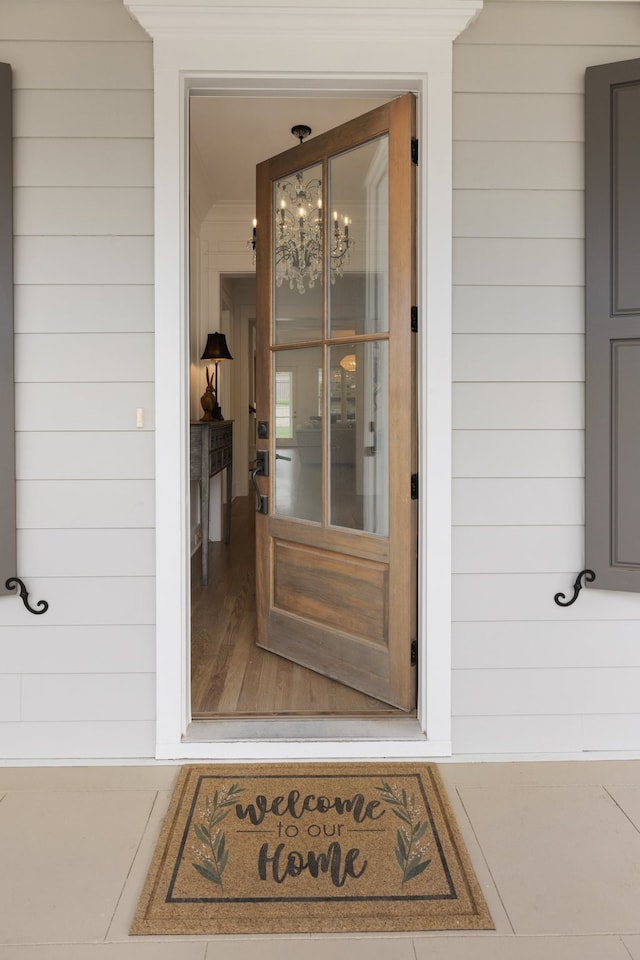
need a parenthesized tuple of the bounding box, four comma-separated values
(255, 449, 269, 477)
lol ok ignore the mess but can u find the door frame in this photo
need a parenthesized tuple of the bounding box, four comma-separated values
(124, 0, 482, 760)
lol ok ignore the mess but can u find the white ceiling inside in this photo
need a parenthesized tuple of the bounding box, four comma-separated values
(189, 95, 391, 213)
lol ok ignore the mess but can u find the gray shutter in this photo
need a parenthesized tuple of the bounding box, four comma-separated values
(585, 58, 640, 591)
(0, 63, 16, 595)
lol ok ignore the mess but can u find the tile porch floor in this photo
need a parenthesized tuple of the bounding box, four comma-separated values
(1, 760, 640, 958)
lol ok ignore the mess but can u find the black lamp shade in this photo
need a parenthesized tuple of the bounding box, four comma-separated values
(200, 332, 233, 361)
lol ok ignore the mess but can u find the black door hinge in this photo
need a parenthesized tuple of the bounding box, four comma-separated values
(411, 137, 419, 165)
(410, 639, 418, 666)
(411, 305, 418, 332)
(411, 473, 419, 500)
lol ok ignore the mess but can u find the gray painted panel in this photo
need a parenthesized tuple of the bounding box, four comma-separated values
(0, 63, 16, 595)
(585, 58, 640, 592)
(613, 82, 640, 315)
(612, 341, 640, 567)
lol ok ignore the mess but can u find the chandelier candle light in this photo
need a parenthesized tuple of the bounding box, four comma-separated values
(250, 125, 354, 294)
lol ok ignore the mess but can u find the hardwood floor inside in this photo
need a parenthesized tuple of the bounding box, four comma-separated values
(191, 496, 408, 718)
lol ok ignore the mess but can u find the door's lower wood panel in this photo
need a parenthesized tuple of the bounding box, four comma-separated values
(260, 608, 396, 706)
(273, 539, 388, 644)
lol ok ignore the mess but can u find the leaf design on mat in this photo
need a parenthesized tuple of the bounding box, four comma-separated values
(191, 782, 242, 891)
(377, 781, 431, 887)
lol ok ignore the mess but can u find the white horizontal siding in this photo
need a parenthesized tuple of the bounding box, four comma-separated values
(453, 190, 584, 238)
(14, 285, 154, 333)
(452, 715, 584, 755)
(453, 286, 584, 333)
(15, 383, 155, 431)
(454, 238, 583, 286)
(582, 715, 640, 753)
(0, 722, 156, 761)
(454, 141, 584, 189)
(455, 44, 640, 94)
(0, 0, 155, 761)
(454, 621, 640, 669)
(453, 479, 584, 526)
(452, 2, 640, 757)
(16, 433, 155, 480)
(0, 577, 155, 627)
(454, 711, 640, 756)
(14, 187, 154, 235)
(1, 41, 153, 88)
(16, 480, 155, 528)
(14, 90, 153, 138)
(453, 383, 584, 429)
(453, 334, 584, 381)
(15, 333, 154, 382)
(0, 625, 155, 674)
(18, 530, 155, 577)
(14, 237, 154, 285)
(2, 0, 147, 41)
(453, 430, 584, 477)
(452, 525, 584, 574)
(454, 667, 640, 716)
(14, 139, 154, 187)
(21, 674, 156, 722)
(454, 92, 584, 141)
(0, 679, 21, 722)
(454, 573, 640, 622)
(458, 2, 640, 46)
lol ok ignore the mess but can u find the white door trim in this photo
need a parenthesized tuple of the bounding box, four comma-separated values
(123, 0, 482, 760)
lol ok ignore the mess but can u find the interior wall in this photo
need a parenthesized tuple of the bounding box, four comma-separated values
(451, 0, 640, 755)
(0, 0, 155, 759)
(188, 205, 254, 552)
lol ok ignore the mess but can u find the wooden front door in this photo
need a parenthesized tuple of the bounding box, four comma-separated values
(254, 94, 417, 711)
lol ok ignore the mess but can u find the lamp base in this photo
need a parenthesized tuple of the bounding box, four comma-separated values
(199, 396, 224, 422)
(200, 383, 218, 421)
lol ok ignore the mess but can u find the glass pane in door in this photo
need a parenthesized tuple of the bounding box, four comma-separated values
(275, 370, 294, 441)
(328, 137, 389, 337)
(328, 341, 389, 535)
(273, 163, 323, 344)
(274, 346, 323, 523)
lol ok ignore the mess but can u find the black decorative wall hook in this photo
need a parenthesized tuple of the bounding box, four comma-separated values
(5, 577, 49, 615)
(554, 568, 596, 607)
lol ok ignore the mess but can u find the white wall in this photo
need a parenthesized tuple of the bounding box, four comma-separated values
(0, 0, 155, 759)
(188, 208, 254, 554)
(452, 1, 640, 755)
(5, 0, 640, 762)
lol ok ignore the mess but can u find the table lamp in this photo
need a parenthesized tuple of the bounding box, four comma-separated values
(200, 332, 233, 421)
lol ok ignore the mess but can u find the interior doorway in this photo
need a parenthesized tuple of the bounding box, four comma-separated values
(188, 94, 416, 720)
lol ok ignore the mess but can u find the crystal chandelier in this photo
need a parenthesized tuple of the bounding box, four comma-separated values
(250, 125, 354, 294)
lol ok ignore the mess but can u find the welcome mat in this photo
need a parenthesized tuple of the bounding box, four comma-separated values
(131, 763, 493, 935)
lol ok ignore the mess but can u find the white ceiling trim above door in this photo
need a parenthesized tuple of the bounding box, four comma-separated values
(123, 0, 481, 760)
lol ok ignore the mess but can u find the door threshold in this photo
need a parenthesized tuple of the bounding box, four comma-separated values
(185, 716, 424, 742)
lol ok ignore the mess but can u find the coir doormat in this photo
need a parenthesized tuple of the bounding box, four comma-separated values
(131, 763, 493, 935)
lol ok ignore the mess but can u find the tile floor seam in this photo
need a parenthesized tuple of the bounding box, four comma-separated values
(454, 785, 515, 937)
(621, 933, 637, 959)
(603, 785, 640, 838)
(104, 788, 163, 943)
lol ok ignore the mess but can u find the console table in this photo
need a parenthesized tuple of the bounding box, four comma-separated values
(190, 420, 233, 586)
